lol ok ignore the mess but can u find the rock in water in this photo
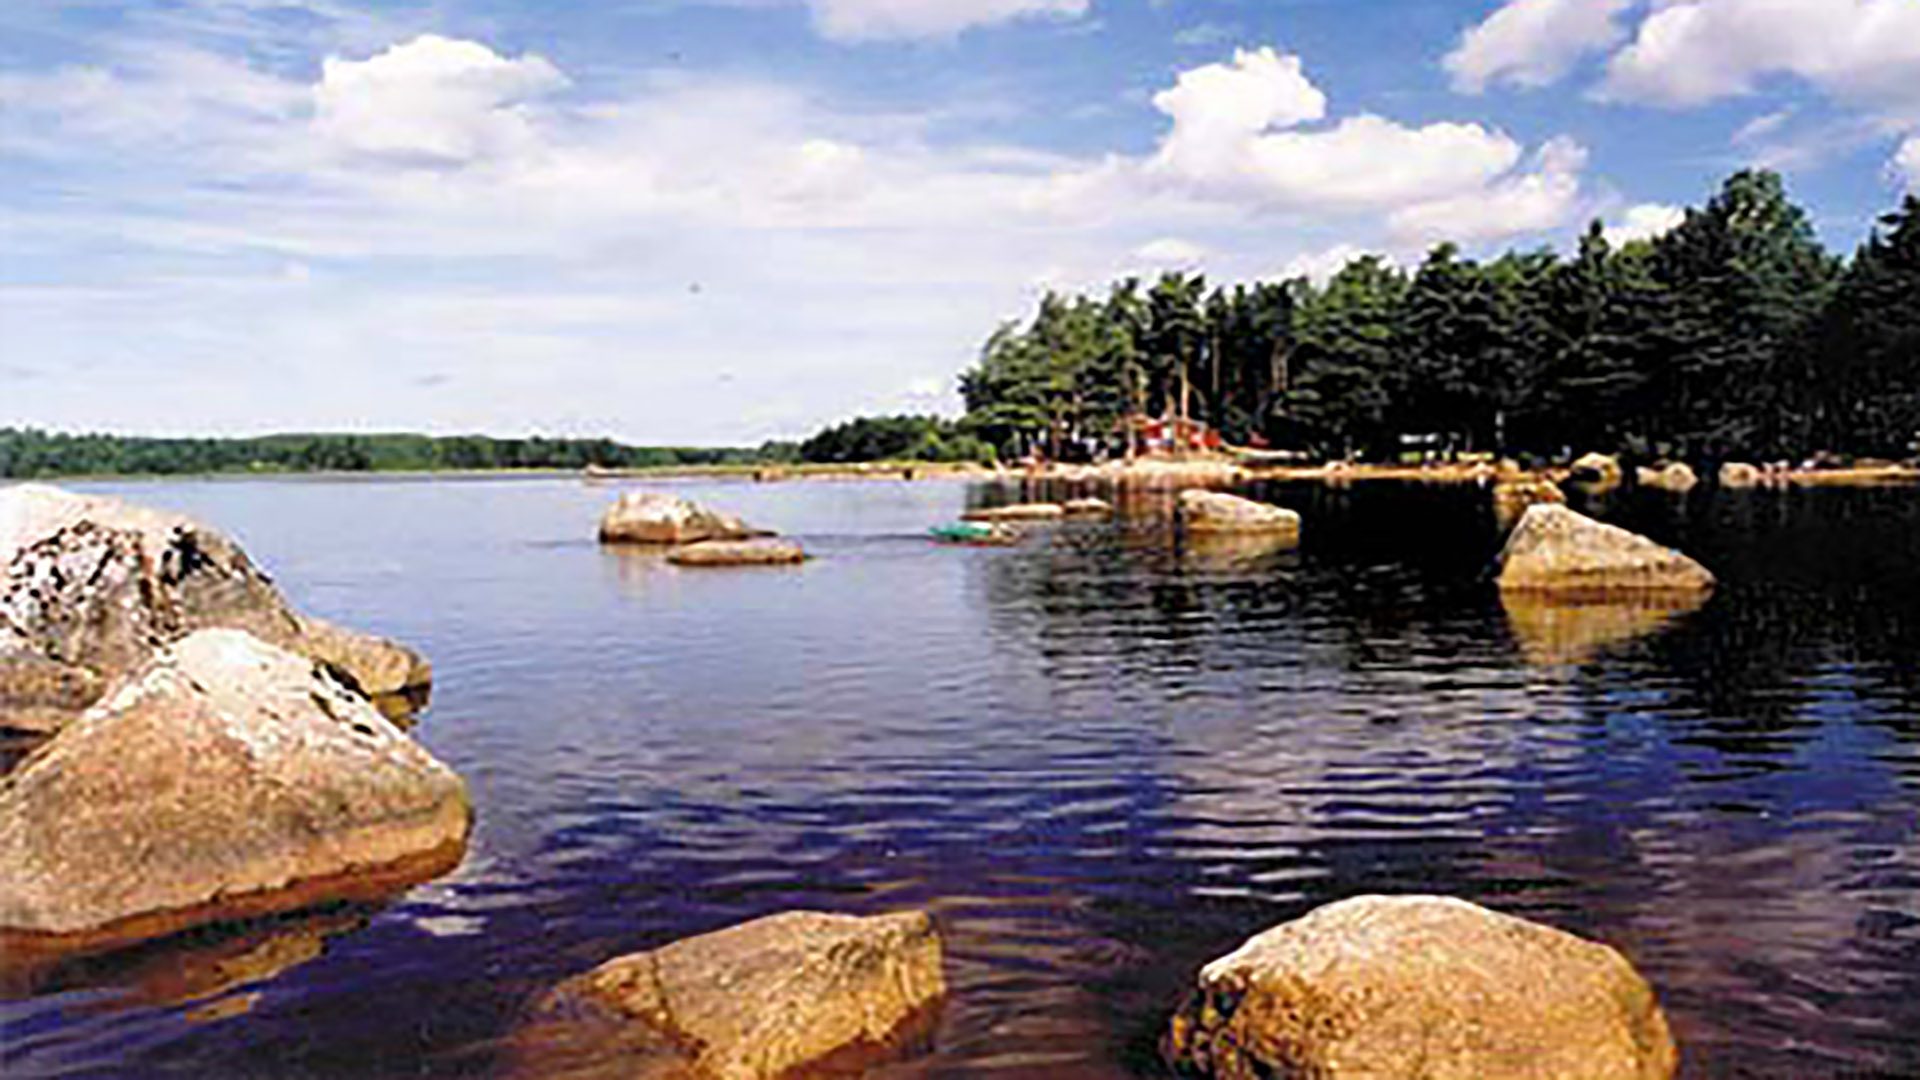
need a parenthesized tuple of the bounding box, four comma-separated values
(1497, 504, 1714, 597)
(1063, 496, 1113, 518)
(598, 492, 769, 545)
(1719, 462, 1763, 488)
(962, 503, 1066, 523)
(1570, 452, 1624, 490)
(522, 910, 945, 1079)
(1636, 463, 1699, 494)
(1164, 895, 1677, 1080)
(1179, 491, 1301, 536)
(1492, 476, 1566, 528)
(0, 630, 470, 948)
(0, 484, 432, 732)
(667, 539, 808, 567)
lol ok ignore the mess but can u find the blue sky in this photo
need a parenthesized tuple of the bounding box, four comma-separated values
(4, 0, 1918, 445)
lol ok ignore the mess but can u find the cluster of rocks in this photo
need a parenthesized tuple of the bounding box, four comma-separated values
(598, 492, 806, 567)
(0, 484, 469, 963)
(514, 894, 1674, 1080)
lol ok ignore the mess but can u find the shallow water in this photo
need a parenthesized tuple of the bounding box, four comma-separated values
(2, 476, 1917, 1079)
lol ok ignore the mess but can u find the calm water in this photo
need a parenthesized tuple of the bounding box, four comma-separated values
(3, 476, 1917, 1079)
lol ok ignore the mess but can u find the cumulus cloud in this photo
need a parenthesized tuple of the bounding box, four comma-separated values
(806, 0, 1089, 42)
(1603, 202, 1686, 245)
(312, 35, 566, 164)
(1445, 0, 1635, 93)
(1143, 46, 1551, 221)
(1388, 136, 1589, 243)
(1599, 0, 1920, 124)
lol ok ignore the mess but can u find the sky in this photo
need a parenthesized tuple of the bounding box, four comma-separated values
(3, 0, 1919, 446)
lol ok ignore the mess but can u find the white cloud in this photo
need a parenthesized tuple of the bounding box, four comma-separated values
(1133, 237, 1207, 266)
(312, 35, 566, 164)
(1600, 0, 1920, 124)
(1144, 47, 1546, 215)
(1896, 137, 1920, 191)
(1445, 0, 1634, 93)
(1388, 135, 1589, 243)
(806, 0, 1089, 42)
(1603, 202, 1686, 245)
(1279, 244, 1391, 285)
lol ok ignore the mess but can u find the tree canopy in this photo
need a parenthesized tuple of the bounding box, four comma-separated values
(959, 172, 1920, 465)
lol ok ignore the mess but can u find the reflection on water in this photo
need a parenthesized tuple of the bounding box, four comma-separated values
(1501, 591, 1710, 666)
(1, 477, 1916, 1079)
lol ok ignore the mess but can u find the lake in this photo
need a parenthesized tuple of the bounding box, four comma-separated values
(2, 476, 1917, 1078)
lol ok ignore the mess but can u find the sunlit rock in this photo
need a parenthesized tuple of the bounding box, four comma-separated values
(1497, 505, 1714, 598)
(597, 492, 770, 545)
(1492, 476, 1566, 528)
(1064, 496, 1113, 518)
(1165, 895, 1677, 1080)
(0, 484, 433, 735)
(1637, 463, 1699, 494)
(667, 539, 808, 567)
(1178, 490, 1301, 538)
(0, 630, 470, 950)
(1570, 452, 1625, 491)
(518, 910, 945, 1079)
(1502, 592, 1708, 665)
(1718, 462, 1763, 488)
(963, 502, 1066, 522)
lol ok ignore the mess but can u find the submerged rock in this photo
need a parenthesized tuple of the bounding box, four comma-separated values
(1164, 895, 1677, 1080)
(598, 492, 770, 545)
(0, 484, 432, 734)
(962, 503, 1066, 523)
(1497, 504, 1714, 597)
(1637, 462, 1699, 494)
(667, 539, 808, 567)
(1502, 593, 1709, 665)
(521, 910, 945, 1079)
(0, 629, 470, 949)
(1178, 491, 1301, 537)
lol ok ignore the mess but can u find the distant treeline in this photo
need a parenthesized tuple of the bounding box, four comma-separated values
(0, 430, 764, 479)
(963, 171, 1920, 464)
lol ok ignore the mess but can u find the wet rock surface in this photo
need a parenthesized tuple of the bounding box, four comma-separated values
(520, 910, 946, 1080)
(1165, 895, 1678, 1080)
(1178, 491, 1302, 536)
(667, 539, 808, 567)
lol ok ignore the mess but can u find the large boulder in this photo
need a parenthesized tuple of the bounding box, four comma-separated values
(1164, 895, 1677, 1080)
(1179, 491, 1301, 537)
(598, 492, 769, 545)
(667, 539, 808, 567)
(520, 910, 945, 1079)
(0, 630, 470, 948)
(0, 484, 432, 732)
(1497, 504, 1714, 597)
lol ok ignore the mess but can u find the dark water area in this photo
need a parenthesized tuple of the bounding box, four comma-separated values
(2, 476, 1917, 1079)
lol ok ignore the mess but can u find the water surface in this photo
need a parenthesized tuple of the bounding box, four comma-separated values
(3, 476, 1917, 1078)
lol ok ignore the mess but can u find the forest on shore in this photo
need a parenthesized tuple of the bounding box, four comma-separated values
(9, 171, 1915, 479)
(961, 172, 1920, 464)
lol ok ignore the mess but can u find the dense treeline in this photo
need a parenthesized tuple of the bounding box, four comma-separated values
(962, 171, 1920, 464)
(0, 430, 762, 479)
(789, 415, 994, 464)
